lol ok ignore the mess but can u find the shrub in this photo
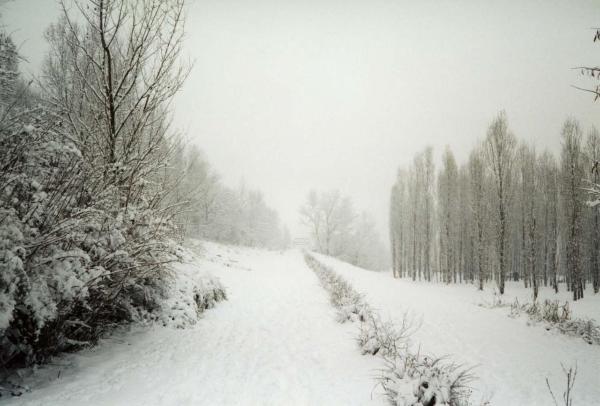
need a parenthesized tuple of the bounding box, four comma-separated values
(379, 356, 474, 406)
(0, 108, 182, 373)
(304, 253, 475, 406)
(507, 298, 599, 345)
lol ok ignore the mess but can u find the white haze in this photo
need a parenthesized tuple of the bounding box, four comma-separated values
(4, 0, 600, 240)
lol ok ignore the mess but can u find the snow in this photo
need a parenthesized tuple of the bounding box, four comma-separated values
(6, 243, 597, 406)
(154, 246, 226, 329)
(306, 253, 471, 405)
(313, 253, 600, 406)
(478, 280, 600, 322)
(3, 243, 385, 406)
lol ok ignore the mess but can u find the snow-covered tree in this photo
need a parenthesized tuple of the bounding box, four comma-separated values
(1, 0, 194, 370)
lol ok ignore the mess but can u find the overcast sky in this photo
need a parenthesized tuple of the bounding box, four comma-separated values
(4, 0, 600, 240)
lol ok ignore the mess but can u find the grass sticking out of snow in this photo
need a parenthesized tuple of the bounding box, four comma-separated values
(479, 295, 600, 346)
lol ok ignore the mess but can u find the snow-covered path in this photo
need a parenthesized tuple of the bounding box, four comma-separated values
(314, 254, 600, 406)
(5, 245, 383, 406)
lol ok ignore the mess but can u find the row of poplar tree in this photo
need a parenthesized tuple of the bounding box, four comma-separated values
(389, 112, 599, 301)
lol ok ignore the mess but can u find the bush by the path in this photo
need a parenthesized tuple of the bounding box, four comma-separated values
(510, 299, 600, 346)
(305, 253, 476, 406)
(157, 256, 227, 329)
(480, 296, 600, 346)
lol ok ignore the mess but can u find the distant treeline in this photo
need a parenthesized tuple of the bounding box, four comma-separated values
(172, 146, 289, 249)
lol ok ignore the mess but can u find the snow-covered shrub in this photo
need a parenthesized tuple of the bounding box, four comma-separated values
(304, 252, 476, 406)
(477, 290, 508, 311)
(194, 278, 227, 312)
(0, 107, 183, 371)
(506, 298, 599, 345)
(305, 253, 370, 323)
(0, 111, 99, 368)
(358, 311, 417, 358)
(557, 319, 600, 345)
(379, 356, 474, 406)
(540, 300, 563, 323)
(1, 2, 227, 376)
(155, 260, 226, 329)
(0, 2, 206, 372)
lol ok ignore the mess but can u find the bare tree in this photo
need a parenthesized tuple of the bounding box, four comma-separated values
(300, 189, 354, 256)
(43, 0, 189, 209)
(438, 146, 459, 284)
(522, 145, 540, 299)
(300, 190, 324, 252)
(516, 144, 529, 285)
(587, 127, 600, 293)
(390, 169, 408, 278)
(348, 212, 388, 270)
(422, 147, 435, 281)
(574, 28, 600, 100)
(468, 147, 488, 290)
(390, 181, 401, 278)
(458, 163, 472, 283)
(484, 111, 516, 294)
(539, 151, 560, 293)
(302, 189, 387, 269)
(322, 190, 355, 257)
(560, 119, 585, 301)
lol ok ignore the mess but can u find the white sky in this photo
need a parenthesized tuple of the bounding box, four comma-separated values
(4, 0, 600, 240)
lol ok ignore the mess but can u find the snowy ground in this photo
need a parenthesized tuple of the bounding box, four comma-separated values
(5, 244, 599, 406)
(2, 243, 384, 406)
(314, 253, 600, 406)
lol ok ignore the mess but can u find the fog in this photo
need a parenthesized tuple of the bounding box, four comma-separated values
(5, 0, 600, 240)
